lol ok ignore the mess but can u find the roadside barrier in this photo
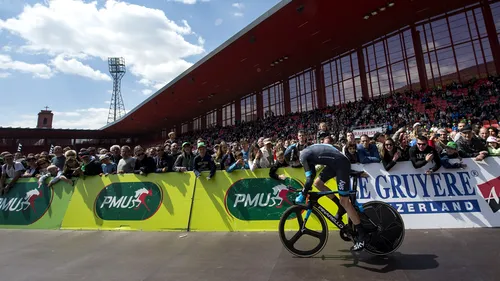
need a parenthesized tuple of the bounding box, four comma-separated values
(0, 178, 73, 229)
(60, 173, 196, 231)
(1, 157, 499, 231)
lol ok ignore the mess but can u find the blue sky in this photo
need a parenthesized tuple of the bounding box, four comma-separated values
(0, 0, 280, 129)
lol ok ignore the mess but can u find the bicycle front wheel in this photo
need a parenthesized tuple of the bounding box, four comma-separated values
(361, 201, 405, 256)
(278, 204, 328, 258)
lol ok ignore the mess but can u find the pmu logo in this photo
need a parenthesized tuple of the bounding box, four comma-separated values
(0, 188, 41, 212)
(94, 182, 163, 221)
(477, 177, 500, 213)
(224, 178, 303, 221)
(0, 182, 53, 226)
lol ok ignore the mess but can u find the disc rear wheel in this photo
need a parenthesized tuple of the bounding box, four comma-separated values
(360, 201, 405, 255)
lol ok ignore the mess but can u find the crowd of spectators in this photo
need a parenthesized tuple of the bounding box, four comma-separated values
(1, 76, 499, 195)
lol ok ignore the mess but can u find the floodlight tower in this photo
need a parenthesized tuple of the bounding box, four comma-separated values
(107, 57, 127, 124)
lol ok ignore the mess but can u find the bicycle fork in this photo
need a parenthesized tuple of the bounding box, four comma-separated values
(301, 208, 313, 231)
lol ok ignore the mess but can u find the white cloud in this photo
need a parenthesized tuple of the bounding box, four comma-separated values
(215, 18, 223, 26)
(233, 12, 244, 17)
(8, 107, 126, 129)
(232, 3, 244, 9)
(0, 0, 205, 88)
(2, 46, 12, 52)
(142, 89, 153, 95)
(0, 72, 11, 78)
(0, 54, 53, 78)
(51, 55, 111, 81)
(105, 100, 111, 104)
(169, 0, 210, 4)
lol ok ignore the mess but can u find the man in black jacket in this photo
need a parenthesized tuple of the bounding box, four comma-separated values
(409, 135, 441, 174)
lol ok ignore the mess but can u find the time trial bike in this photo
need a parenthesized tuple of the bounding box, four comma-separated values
(278, 170, 405, 258)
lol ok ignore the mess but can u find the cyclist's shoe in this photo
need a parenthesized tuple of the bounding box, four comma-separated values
(351, 238, 366, 252)
(351, 224, 367, 252)
(295, 193, 306, 204)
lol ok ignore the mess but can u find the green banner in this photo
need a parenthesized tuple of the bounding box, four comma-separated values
(94, 182, 163, 221)
(0, 178, 74, 229)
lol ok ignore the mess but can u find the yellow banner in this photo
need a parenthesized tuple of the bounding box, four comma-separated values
(61, 173, 195, 231)
(189, 167, 344, 231)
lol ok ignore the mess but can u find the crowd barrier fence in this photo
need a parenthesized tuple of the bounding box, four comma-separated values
(0, 157, 499, 231)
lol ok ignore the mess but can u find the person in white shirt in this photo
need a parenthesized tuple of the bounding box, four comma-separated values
(0, 153, 25, 195)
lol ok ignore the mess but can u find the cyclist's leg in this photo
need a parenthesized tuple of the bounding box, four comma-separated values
(335, 163, 367, 251)
(316, 166, 335, 200)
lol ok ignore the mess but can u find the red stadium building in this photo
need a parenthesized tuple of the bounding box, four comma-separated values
(2, 0, 500, 153)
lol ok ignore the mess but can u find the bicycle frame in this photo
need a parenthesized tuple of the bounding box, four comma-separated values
(301, 175, 364, 233)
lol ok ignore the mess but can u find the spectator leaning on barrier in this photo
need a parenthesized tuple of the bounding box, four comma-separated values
(372, 132, 386, 156)
(478, 127, 489, 144)
(170, 142, 181, 160)
(22, 156, 39, 178)
(409, 134, 441, 174)
(342, 131, 357, 154)
(226, 151, 249, 173)
(133, 146, 156, 175)
(174, 142, 195, 172)
(0, 153, 25, 195)
(154, 145, 174, 173)
(62, 155, 81, 178)
(79, 151, 103, 176)
(456, 125, 489, 161)
(381, 138, 403, 171)
(260, 138, 274, 167)
(38, 164, 73, 187)
(117, 146, 135, 174)
(269, 150, 289, 181)
(100, 154, 117, 175)
(434, 129, 449, 154)
(439, 142, 467, 169)
(248, 142, 264, 171)
(486, 136, 500, 156)
(193, 142, 216, 180)
(356, 134, 381, 164)
(108, 144, 122, 162)
(51, 146, 66, 170)
(344, 143, 359, 164)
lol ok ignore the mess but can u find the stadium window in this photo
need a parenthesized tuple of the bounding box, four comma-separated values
(193, 116, 201, 131)
(417, 4, 493, 87)
(181, 123, 188, 134)
(241, 93, 257, 122)
(206, 110, 217, 128)
(289, 69, 317, 113)
(262, 82, 285, 117)
(362, 27, 419, 97)
(222, 102, 234, 127)
(322, 51, 361, 105)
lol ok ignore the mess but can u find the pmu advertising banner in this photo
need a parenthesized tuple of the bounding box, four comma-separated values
(352, 157, 500, 229)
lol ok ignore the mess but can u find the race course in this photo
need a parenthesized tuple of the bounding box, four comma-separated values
(1, 228, 498, 281)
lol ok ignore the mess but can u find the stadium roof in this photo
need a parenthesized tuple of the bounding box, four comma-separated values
(101, 0, 478, 134)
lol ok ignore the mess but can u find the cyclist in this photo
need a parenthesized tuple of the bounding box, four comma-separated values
(284, 143, 367, 251)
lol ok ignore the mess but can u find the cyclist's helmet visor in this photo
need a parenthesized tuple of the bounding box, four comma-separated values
(284, 144, 299, 162)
